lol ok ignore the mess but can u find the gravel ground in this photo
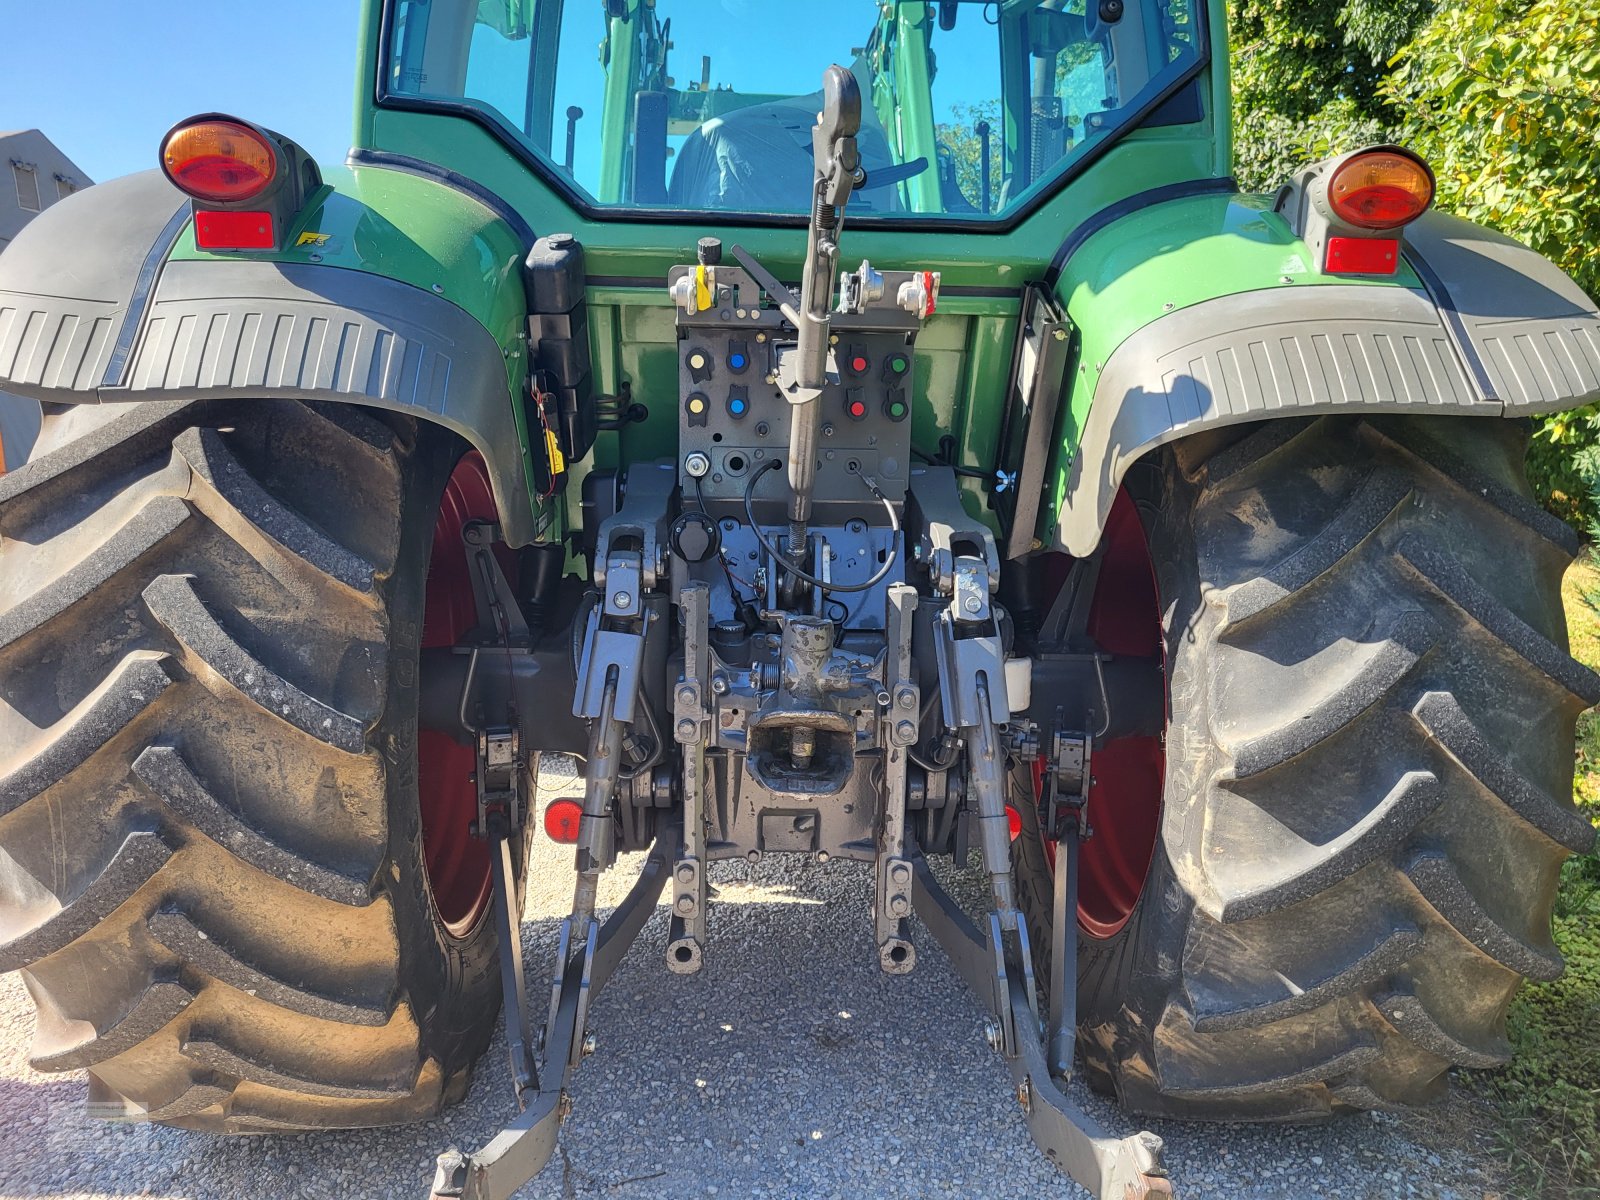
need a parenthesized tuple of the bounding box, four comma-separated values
(0, 759, 1513, 1199)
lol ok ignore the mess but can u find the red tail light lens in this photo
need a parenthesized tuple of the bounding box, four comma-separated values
(1327, 150, 1434, 231)
(161, 119, 278, 203)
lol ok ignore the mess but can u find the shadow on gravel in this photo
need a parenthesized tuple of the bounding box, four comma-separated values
(0, 848, 1515, 1200)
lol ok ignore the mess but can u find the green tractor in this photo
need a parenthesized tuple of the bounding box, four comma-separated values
(2, 1, 1597, 1196)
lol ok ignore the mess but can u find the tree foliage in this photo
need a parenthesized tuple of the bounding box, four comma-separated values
(1230, 0, 1600, 530)
(1228, 0, 1433, 190)
(1385, 0, 1600, 300)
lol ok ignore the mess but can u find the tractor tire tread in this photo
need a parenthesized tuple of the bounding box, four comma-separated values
(0, 398, 506, 1133)
(1021, 414, 1590, 1121)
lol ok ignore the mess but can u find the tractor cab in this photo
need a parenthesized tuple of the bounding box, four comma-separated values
(382, 0, 1204, 222)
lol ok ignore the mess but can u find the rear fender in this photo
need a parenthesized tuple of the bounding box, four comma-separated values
(0, 166, 547, 545)
(1045, 196, 1600, 556)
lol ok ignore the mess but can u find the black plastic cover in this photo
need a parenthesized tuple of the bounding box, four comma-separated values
(523, 234, 597, 465)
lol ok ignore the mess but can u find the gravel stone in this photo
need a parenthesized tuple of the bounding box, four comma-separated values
(0, 759, 1512, 1198)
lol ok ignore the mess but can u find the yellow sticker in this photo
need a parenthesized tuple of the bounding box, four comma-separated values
(544, 427, 566, 476)
(296, 231, 331, 247)
(694, 263, 711, 313)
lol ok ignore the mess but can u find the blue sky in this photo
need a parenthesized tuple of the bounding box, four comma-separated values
(0, 1, 363, 183)
(0, 0, 901, 188)
(0, 0, 1005, 189)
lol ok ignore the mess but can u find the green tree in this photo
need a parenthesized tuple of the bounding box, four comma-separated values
(1228, 0, 1434, 190)
(1385, 0, 1600, 531)
(937, 101, 1003, 213)
(1385, 0, 1600, 299)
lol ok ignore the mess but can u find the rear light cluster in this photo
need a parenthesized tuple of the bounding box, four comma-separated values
(1317, 148, 1435, 277)
(1276, 145, 1436, 278)
(158, 113, 320, 252)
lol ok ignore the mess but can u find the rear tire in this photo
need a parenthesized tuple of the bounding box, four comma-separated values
(1016, 414, 1597, 1119)
(0, 398, 526, 1131)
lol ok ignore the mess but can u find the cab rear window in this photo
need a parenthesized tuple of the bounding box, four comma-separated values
(384, 0, 1203, 221)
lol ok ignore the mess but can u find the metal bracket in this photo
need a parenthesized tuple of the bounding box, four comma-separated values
(906, 466, 1001, 596)
(464, 520, 530, 644)
(1041, 727, 1090, 1080)
(574, 551, 648, 724)
(668, 583, 711, 973)
(474, 727, 523, 839)
(909, 852, 1176, 1200)
(429, 826, 677, 1200)
(933, 558, 1010, 731)
(875, 584, 918, 973)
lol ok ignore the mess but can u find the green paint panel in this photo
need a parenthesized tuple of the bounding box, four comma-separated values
(170, 165, 527, 343)
(173, 162, 553, 540)
(1043, 192, 1424, 536)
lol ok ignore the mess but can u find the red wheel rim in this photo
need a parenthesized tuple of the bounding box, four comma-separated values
(417, 452, 502, 937)
(1034, 488, 1166, 940)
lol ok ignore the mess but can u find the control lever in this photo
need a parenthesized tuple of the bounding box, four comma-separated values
(777, 65, 863, 559)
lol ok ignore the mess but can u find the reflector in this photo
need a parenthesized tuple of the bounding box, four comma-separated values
(1325, 236, 1401, 275)
(544, 798, 584, 844)
(161, 119, 278, 204)
(194, 210, 275, 251)
(1327, 150, 1434, 231)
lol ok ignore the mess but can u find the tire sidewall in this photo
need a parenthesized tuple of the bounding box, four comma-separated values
(1071, 452, 1208, 1096)
(381, 431, 531, 1093)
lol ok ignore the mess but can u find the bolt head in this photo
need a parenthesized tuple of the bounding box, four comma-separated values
(983, 1020, 1003, 1051)
(676, 863, 696, 884)
(711, 675, 729, 694)
(676, 718, 697, 739)
(581, 1030, 598, 1057)
(895, 720, 917, 742)
(896, 689, 916, 711)
(675, 895, 696, 915)
(677, 685, 696, 704)
(889, 895, 910, 916)
(962, 595, 982, 614)
(890, 862, 911, 884)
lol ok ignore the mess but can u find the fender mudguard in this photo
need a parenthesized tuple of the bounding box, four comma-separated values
(0, 167, 545, 545)
(1046, 195, 1600, 556)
